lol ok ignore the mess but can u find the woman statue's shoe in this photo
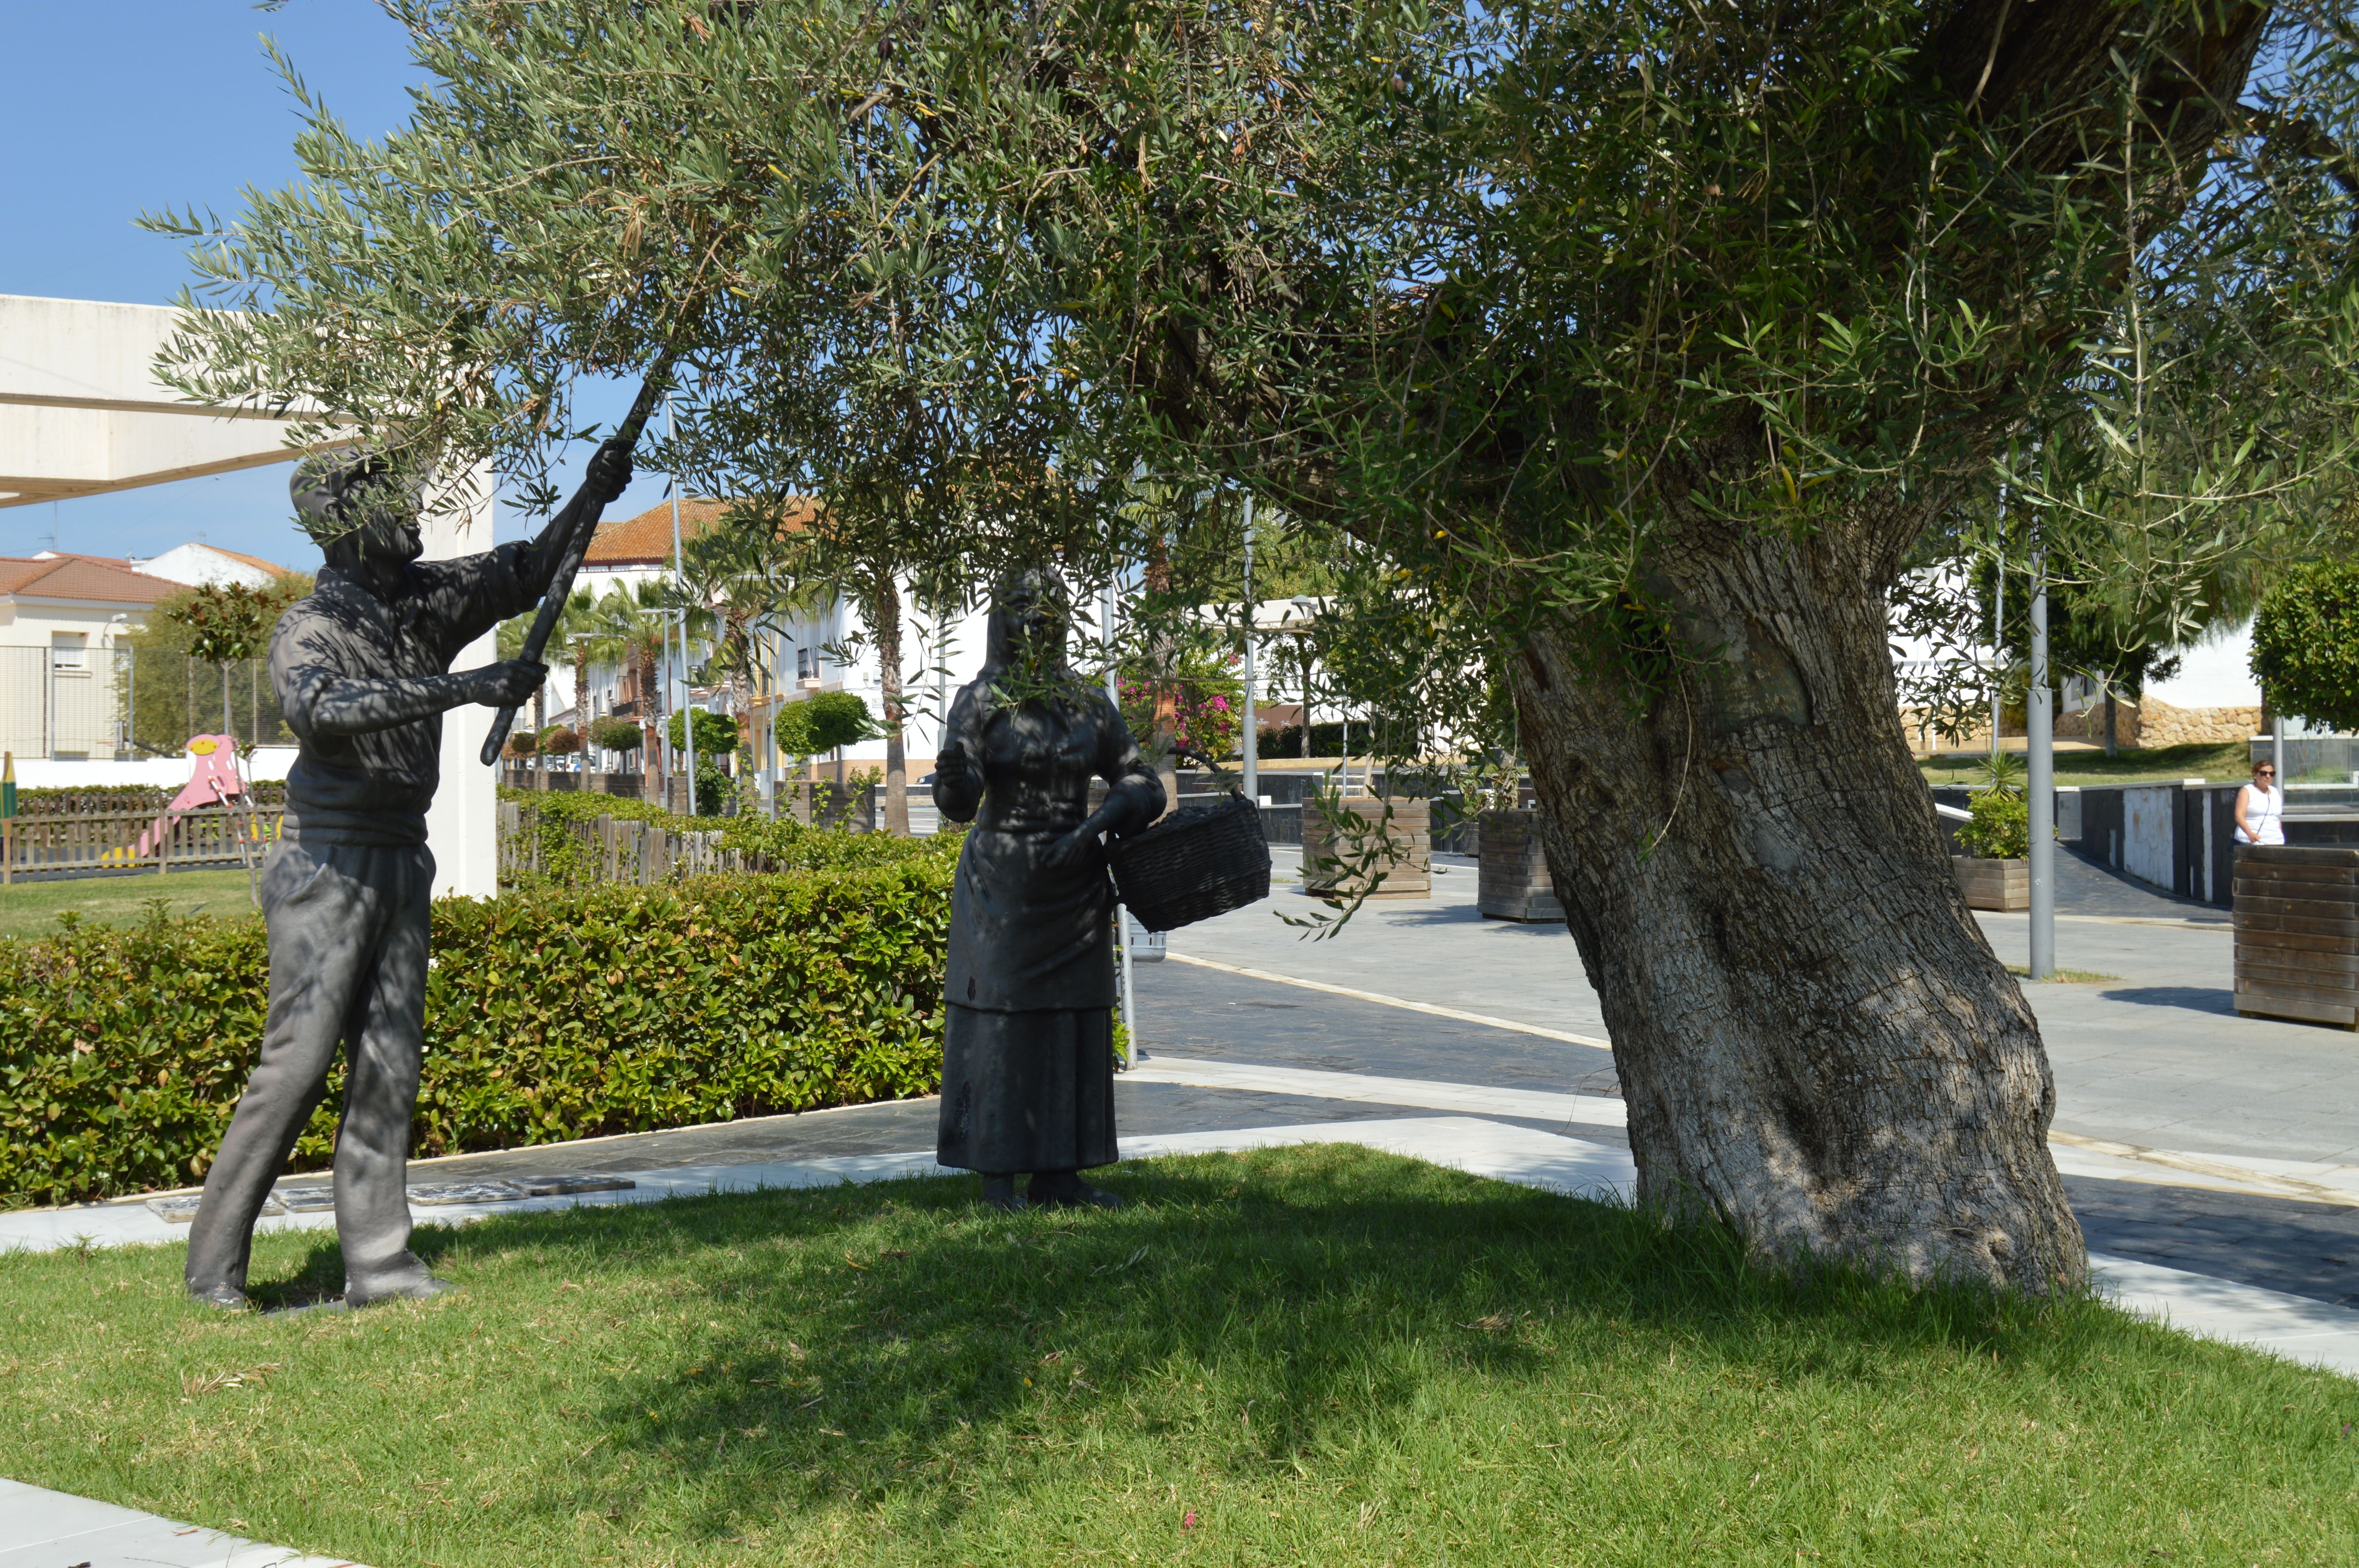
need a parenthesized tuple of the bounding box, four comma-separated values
(979, 1175, 1025, 1211)
(1027, 1171, 1123, 1209)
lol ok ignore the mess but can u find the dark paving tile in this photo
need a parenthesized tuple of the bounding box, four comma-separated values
(2054, 846, 2230, 922)
(1129, 956, 1624, 1099)
(2068, 1176, 2359, 1307)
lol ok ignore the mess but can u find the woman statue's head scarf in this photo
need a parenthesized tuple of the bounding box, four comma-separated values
(984, 566, 1075, 677)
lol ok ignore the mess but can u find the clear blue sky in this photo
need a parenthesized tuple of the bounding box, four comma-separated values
(1, 0, 667, 570)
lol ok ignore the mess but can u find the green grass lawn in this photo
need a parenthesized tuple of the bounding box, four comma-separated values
(3, 1146, 2353, 1566)
(0, 867, 257, 940)
(1919, 742, 2253, 789)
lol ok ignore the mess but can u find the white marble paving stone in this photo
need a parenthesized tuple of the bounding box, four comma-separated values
(1125, 1053, 1628, 1127)
(144, 1194, 282, 1223)
(2089, 1254, 2359, 1379)
(0, 1477, 363, 1567)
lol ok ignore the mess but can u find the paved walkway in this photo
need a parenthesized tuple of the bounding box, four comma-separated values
(1189, 849, 2359, 1166)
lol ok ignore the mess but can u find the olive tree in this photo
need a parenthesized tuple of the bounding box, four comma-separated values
(149, 0, 2359, 1288)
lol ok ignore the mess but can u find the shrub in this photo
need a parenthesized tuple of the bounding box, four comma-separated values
(1121, 649, 1244, 760)
(503, 729, 540, 758)
(1956, 791, 2031, 860)
(589, 715, 644, 753)
(539, 724, 581, 756)
(0, 863, 953, 1208)
(666, 708, 742, 755)
(498, 786, 952, 890)
(2252, 561, 2359, 733)
(776, 691, 877, 760)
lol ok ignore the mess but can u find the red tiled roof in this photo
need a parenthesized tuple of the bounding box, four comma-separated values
(583, 497, 815, 566)
(0, 555, 181, 607)
(209, 545, 296, 578)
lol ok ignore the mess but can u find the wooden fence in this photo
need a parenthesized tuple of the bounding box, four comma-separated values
(0, 803, 284, 883)
(498, 801, 750, 887)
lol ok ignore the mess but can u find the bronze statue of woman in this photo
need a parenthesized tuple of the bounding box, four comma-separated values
(931, 567, 1165, 1209)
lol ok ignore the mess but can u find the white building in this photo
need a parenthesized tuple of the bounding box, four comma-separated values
(1888, 562, 2268, 750)
(0, 552, 181, 760)
(127, 541, 294, 590)
(550, 497, 990, 780)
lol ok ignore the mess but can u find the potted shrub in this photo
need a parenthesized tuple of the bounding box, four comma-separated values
(1953, 788, 2031, 912)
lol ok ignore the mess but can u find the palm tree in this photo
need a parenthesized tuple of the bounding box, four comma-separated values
(678, 526, 825, 805)
(496, 588, 599, 788)
(581, 583, 680, 800)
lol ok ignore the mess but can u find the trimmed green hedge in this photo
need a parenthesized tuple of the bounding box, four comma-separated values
(0, 863, 952, 1208)
(10, 780, 289, 814)
(500, 785, 949, 889)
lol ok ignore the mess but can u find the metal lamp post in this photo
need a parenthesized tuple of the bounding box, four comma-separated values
(1241, 494, 1257, 805)
(2028, 519, 2055, 981)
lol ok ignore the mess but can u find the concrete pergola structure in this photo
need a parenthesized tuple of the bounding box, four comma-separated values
(0, 293, 500, 897)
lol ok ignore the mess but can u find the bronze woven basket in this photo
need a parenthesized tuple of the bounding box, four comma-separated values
(1107, 790, 1272, 932)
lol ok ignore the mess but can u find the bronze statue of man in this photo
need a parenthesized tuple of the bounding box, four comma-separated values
(931, 567, 1165, 1210)
(184, 443, 629, 1309)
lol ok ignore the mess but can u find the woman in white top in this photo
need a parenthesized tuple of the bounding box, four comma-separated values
(2235, 760, 2284, 845)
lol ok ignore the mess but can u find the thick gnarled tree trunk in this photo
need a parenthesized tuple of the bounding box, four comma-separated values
(1513, 510, 2083, 1292)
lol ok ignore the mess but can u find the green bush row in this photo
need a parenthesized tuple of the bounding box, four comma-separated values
(0, 862, 954, 1208)
(7, 780, 289, 814)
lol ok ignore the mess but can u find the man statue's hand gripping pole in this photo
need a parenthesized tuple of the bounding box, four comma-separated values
(480, 358, 676, 766)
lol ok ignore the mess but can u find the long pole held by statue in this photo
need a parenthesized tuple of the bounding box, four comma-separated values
(480, 356, 675, 766)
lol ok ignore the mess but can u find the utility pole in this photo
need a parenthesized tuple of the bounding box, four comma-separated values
(668, 396, 696, 815)
(1241, 494, 1257, 805)
(1991, 562, 2003, 767)
(2027, 517, 2055, 981)
(1107, 566, 1138, 1065)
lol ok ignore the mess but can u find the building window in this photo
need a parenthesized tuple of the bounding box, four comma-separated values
(796, 646, 817, 682)
(50, 632, 87, 673)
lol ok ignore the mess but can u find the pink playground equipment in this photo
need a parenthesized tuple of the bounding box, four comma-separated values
(136, 735, 252, 858)
(136, 736, 268, 902)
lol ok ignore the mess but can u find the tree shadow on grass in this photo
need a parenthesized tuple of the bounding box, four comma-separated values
(343, 1143, 2133, 1547)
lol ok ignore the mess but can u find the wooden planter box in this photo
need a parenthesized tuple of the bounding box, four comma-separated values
(2234, 844, 2359, 1029)
(1952, 855, 2029, 912)
(1301, 797, 1430, 900)
(1477, 809, 1564, 922)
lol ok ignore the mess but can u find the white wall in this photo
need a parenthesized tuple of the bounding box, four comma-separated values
(2123, 784, 2177, 889)
(10, 745, 297, 790)
(2145, 617, 2261, 709)
(418, 465, 501, 900)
